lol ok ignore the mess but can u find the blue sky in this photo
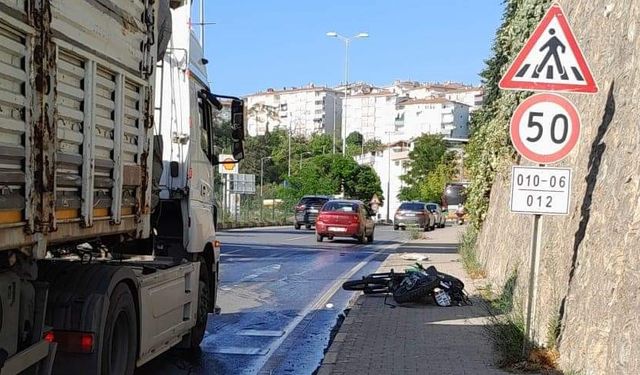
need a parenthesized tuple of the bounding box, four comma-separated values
(195, 1, 504, 96)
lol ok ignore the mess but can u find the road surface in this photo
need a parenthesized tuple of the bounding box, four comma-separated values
(136, 225, 409, 375)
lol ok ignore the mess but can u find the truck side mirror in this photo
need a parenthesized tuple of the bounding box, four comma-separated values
(232, 140, 244, 161)
(231, 99, 245, 141)
(170, 161, 179, 177)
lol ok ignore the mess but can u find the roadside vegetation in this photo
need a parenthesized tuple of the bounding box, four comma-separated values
(216, 127, 384, 222)
(457, 226, 485, 278)
(398, 134, 457, 203)
(464, 0, 551, 228)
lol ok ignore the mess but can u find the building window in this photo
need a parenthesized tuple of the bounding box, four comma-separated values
(280, 103, 288, 111)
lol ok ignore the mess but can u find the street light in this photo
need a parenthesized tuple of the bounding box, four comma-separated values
(299, 151, 312, 169)
(260, 156, 272, 220)
(326, 31, 369, 156)
(384, 131, 393, 223)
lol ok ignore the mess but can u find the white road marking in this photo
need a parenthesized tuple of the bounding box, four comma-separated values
(284, 235, 310, 242)
(237, 329, 285, 337)
(255, 238, 407, 372)
(207, 346, 269, 355)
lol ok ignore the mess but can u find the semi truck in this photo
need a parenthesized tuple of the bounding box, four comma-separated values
(0, 0, 244, 373)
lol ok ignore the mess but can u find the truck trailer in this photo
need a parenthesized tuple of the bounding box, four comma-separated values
(0, 0, 244, 373)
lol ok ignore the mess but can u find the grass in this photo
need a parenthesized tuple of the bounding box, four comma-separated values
(457, 226, 486, 278)
(482, 270, 561, 373)
(408, 227, 424, 240)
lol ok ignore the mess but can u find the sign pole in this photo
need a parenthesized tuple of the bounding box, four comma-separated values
(524, 212, 543, 354)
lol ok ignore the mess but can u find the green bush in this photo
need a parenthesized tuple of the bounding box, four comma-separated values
(457, 226, 485, 278)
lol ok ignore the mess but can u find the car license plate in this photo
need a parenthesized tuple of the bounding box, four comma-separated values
(308, 209, 318, 213)
(328, 227, 346, 232)
(406, 213, 416, 217)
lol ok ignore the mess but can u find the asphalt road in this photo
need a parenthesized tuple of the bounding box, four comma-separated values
(136, 225, 409, 375)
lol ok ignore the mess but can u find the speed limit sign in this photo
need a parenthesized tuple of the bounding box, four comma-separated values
(510, 93, 580, 164)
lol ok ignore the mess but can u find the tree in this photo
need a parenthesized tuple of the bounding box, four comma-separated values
(308, 133, 333, 155)
(419, 155, 456, 203)
(346, 131, 363, 146)
(363, 138, 384, 154)
(277, 154, 383, 205)
(345, 165, 384, 205)
(398, 134, 448, 200)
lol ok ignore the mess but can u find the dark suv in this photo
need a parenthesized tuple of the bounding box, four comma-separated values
(294, 195, 331, 229)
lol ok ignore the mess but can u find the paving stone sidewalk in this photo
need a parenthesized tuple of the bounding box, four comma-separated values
(317, 226, 508, 375)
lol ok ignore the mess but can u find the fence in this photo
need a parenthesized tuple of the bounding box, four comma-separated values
(216, 184, 294, 228)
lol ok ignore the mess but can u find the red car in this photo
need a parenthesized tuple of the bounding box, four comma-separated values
(315, 200, 375, 243)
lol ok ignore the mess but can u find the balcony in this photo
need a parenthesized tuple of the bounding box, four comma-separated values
(394, 113, 405, 127)
(391, 150, 410, 161)
(356, 154, 376, 166)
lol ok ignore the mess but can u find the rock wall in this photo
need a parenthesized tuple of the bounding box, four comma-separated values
(474, 1, 640, 374)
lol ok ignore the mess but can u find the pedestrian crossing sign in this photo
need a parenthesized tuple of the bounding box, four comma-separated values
(499, 3, 597, 93)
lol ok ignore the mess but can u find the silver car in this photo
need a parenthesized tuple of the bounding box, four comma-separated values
(426, 203, 446, 228)
(393, 202, 436, 231)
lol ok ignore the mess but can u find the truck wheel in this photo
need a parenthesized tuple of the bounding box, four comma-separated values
(102, 283, 137, 375)
(189, 262, 211, 349)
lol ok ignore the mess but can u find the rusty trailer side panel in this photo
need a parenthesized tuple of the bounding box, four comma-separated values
(0, 0, 158, 257)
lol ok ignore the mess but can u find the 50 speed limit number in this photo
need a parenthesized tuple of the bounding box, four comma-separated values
(510, 93, 580, 164)
(511, 166, 572, 215)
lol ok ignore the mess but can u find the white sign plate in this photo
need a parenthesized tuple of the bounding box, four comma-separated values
(510, 166, 571, 215)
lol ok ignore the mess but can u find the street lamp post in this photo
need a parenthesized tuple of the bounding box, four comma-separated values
(385, 131, 392, 223)
(326, 31, 369, 156)
(260, 156, 272, 220)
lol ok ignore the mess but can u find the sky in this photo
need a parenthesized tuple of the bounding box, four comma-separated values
(194, 1, 505, 96)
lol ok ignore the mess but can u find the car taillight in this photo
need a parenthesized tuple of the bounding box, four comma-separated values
(351, 214, 360, 223)
(296, 204, 305, 211)
(44, 331, 95, 353)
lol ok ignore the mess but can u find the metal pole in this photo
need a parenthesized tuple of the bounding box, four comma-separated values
(524, 213, 543, 354)
(260, 159, 264, 220)
(342, 39, 349, 156)
(288, 125, 291, 176)
(332, 96, 336, 154)
(385, 132, 391, 223)
(199, 0, 204, 45)
(222, 174, 226, 223)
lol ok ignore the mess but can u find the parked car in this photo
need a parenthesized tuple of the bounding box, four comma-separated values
(394, 202, 435, 231)
(315, 200, 375, 243)
(426, 202, 446, 228)
(294, 195, 331, 229)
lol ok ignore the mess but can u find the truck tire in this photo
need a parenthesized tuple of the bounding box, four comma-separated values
(188, 261, 211, 349)
(102, 283, 137, 375)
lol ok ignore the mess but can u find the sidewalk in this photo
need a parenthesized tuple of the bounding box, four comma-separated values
(317, 225, 508, 375)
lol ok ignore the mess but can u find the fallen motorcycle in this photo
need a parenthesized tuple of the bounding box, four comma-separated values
(342, 263, 471, 306)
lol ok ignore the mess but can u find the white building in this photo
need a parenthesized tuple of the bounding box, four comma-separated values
(245, 85, 342, 137)
(343, 90, 397, 142)
(444, 87, 484, 112)
(395, 97, 470, 139)
(355, 141, 412, 222)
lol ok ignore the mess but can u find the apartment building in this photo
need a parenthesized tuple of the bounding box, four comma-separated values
(395, 97, 470, 139)
(343, 90, 397, 142)
(245, 85, 342, 137)
(355, 140, 412, 221)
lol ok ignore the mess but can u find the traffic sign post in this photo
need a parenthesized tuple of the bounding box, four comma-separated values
(498, 2, 598, 353)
